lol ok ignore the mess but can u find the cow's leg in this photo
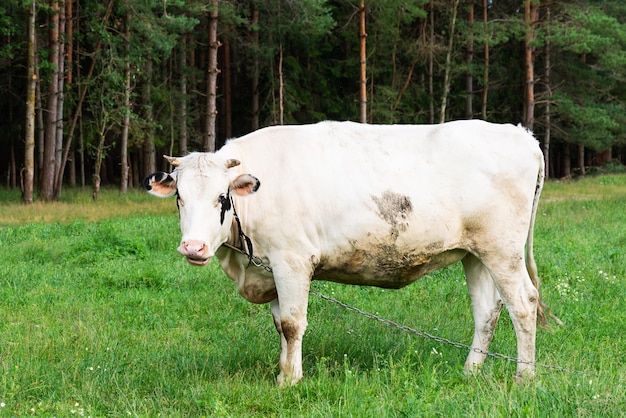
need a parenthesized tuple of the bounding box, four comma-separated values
(268, 262, 312, 386)
(481, 254, 539, 380)
(270, 299, 289, 382)
(462, 254, 503, 374)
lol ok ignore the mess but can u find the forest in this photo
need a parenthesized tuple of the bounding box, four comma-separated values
(1, 0, 626, 202)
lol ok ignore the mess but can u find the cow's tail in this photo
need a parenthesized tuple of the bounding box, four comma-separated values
(525, 155, 561, 329)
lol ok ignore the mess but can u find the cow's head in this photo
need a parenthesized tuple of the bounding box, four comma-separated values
(144, 153, 260, 266)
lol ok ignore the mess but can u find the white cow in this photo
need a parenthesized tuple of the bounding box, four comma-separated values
(144, 120, 548, 386)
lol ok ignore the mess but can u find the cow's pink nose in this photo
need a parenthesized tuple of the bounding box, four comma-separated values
(178, 240, 208, 258)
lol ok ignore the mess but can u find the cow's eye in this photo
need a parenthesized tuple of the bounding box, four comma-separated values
(218, 193, 231, 225)
(218, 193, 229, 207)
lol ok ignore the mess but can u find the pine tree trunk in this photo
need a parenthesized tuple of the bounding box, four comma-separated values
(142, 59, 156, 176)
(178, 37, 189, 155)
(278, 43, 284, 125)
(543, 7, 552, 178)
(92, 126, 107, 201)
(481, 0, 489, 119)
(465, 1, 474, 120)
(41, 0, 60, 200)
(359, 0, 367, 123)
(562, 144, 571, 178)
(120, 12, 131, 193)
(439, 0, 461, 123)
(169, 58, 175, 160)
(428, 0, 434, 123)
(251, 5, 260, 131)
(224, 40, 232, 140)
(69, 154, 76, 187)
(523, 0, 538, 130)
(36, 64, 44, 174)
(92, 110, 109, 201)
(577, 144, 585, 175)
(205, 0, 220, 152)
(53, 0, 66, 199)
(66, 0, 73, 84)
(79, 118, 85, 188)
(23, 0, 37, 204)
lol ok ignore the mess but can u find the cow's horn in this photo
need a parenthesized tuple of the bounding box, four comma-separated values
(164, 155, 180, 167)
(226, 159, 241, 168)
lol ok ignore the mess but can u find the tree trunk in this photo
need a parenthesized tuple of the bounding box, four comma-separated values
(251, 5, 260, 131)
(23, 0, 37, 204)
(169, 56, 175, 160)
(142, 58, 156, 176)
(205, 0, 220, 152)
(523, 0, 538, 130)
(392, 62, 417, 112)
(76, 6, 85, 190)
(439, 0, 461, 123)
(53, 0, 66, 199)
(10, 141, 16, 189)
(69, 153, 76, 187)
(465, 1, 474, 119)
(120, 12, 131, 193)
(359, 0, 367, 123)
(428, 0, 434, 123)
(41, 0, 60, 200)
(178, 37, 189, 155)
(481, 0, 489, 120)
(36, 62, 44, 176)
(576, 145, 585, 175)
(562, 143, 571, 178)
(79, 117, 85, 188)
(223, 40, 232, 140)
(66, 0, 73, 84)
(543, 6, 552, 178)
(278, 43, 284, 125)
(92, 119, 108, 201)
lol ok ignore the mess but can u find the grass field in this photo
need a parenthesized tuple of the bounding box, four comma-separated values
(0, 176, 625, 417)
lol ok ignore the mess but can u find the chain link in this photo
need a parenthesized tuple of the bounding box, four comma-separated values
(223, 243, 591, 376)
(249, 255, 273, 272)
(308, 289, 593, 376)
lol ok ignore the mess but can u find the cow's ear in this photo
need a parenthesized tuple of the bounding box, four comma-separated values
(144, 172, 178, 198)
(231, 174, 260, 196)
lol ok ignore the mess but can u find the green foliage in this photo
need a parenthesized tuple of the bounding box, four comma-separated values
(0, 1, 24, 60)
(553, 91, 621, 151)
(551, 3, 626, 69)
(365, 0, 430, 123)
(547, 1, 626, 152)
(0, 178, 626, 415)
(3, 0, 626, 186)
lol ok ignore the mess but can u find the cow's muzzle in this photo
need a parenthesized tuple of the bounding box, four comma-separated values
(178, 240, 211, 266)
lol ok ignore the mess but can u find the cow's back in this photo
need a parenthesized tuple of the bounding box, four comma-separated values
(222, 120, 540, 193)
(219, 120, 543, 287)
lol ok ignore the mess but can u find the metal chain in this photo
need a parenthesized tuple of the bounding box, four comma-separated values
(308, 289, 594, 376)
(249, 254, 273, 272)
(222, 234, 591, 376)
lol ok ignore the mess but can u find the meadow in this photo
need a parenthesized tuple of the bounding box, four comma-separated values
(0, 176, 625, 417)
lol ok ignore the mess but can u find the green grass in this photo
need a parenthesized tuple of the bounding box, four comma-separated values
(1, 176, 626, 416)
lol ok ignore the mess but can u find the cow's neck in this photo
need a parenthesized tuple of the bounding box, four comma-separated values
(226, 217, 245, 252)
(222, 202, 256, 266)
